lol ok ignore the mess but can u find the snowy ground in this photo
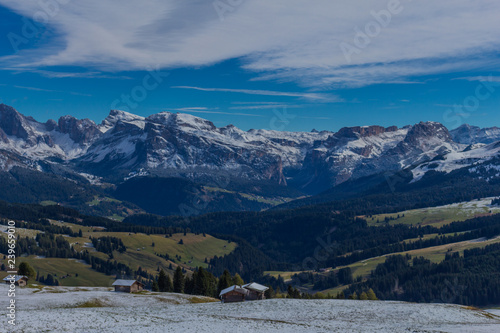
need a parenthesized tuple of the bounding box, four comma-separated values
(1, 285, 500, 332)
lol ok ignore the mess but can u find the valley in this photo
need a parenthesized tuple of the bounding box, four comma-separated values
(1, 2, 499, 331)
(2, 103, 500, 315)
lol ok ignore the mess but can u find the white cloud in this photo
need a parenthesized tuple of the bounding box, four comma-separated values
(454, 76, 500, 83)
(1, 0, 500, 88)
(172, 86, 336, 101)
(10, 84, 91, 96)
(229, 104, 302, 110)
(166, 107, 265, 118)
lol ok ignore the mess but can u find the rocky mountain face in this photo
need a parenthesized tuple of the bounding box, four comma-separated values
(1, 103, 499, 194)
(450, 124, 500, 145)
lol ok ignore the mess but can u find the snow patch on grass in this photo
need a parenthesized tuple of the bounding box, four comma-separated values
(1, 285, 499, 332)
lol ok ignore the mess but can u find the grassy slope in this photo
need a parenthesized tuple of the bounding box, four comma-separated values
(365, 197, 500, 228)
(0, 256, 114, 287)
(265, 236, 500, 295)
(49, 219, 237, 270)
(266, 197, 500, 295)
(204, 186, 295, 206)
(1, 220, 237, 286)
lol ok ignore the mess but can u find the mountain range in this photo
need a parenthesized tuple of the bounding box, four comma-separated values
(1, 103, 500, 216)
(2, 103, 500, 187)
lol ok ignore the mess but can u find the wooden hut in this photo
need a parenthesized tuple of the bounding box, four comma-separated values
(3, 275, 28, 287)
(242, 282, 269, 300)
(219, 285, 249, 303)
(112, 279, 144, 293)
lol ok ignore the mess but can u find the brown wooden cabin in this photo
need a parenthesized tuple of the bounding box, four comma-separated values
(219, 285, 249, 303)
(242, 282, 269, 300)
(112, 279, 144, 293)
(3, 275, 28, 287)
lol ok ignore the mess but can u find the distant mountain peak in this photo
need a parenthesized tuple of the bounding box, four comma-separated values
(450, 123, 500, 145)
(0, 104, 499, 194)
(57, 115, 101, 145)
(100, 109, 146, 132)
(0, 103, 30, 140)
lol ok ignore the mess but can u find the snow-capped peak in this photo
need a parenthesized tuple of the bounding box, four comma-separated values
(100, 110, 145, 132)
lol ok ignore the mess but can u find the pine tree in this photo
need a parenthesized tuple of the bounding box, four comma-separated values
(359, 292, 368, 300)
(152, 280, 160, 292)
(45, 274, 54, 286)
(217, 270, 232, 295)
(158, 269, 170, 292)
(264, 285, 274, 299)
(173, 266, 184, 293)
(367, 288, 378, 300)
(348, 292, 358, 300)
(275, 287, 281, 298)
(232, 273, 244, 286)
(184, 274, 194, 294)
(18, 262, 36, 278)
(194, 267, 215, 296)
(165, 274, 173, 292)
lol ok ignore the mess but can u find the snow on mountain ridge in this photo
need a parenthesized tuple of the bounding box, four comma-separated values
(100, 109, 146, 132)
(1, 104, 500, 192)
(450, 124, 500, 145)
(411, 141, 500, 182)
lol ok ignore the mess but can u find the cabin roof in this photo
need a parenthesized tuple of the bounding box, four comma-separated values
(242, 282, 269, 292)
(219, 285, 249, 297)
(112, 279, 142, 287)
(3, 275, 28, 282)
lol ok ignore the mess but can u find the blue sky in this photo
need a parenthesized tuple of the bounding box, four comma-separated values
(0, 0, 499, 132)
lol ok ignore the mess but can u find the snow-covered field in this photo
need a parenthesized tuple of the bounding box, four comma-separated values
(1, 285, 500, 333)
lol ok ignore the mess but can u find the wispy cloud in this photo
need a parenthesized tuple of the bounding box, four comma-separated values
(172, 86, 336, 101)
(454, 76, 500, 83)
(171, 107, 216, 112)
(166, 107, 264, 118)
(13, 85, 57, 92)
(9, 84, 91, 96)
(299, 116, 331, 120)
(230, 104, 302, 110)
(1, 1, 499, 88)
(231, 102, 283, 105)
(5, 68, 132, 79)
